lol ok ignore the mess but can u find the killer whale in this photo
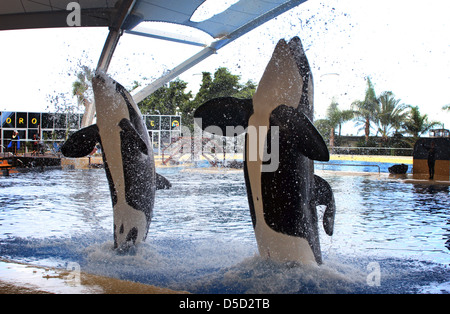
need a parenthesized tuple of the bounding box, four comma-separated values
(194, 37, 335, 265)
(61, 74, 171, 251)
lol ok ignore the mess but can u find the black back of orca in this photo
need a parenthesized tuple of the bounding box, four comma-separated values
(116, 83, 155, 229)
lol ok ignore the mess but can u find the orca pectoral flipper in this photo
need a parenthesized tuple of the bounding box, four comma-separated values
(61, 124, 100, 158)
(156, 173, 171, 190)
(270, 105, 329, 161)
(118, 118, 148, 155)
(194, 97, 253, 136)
(314, 175, 336, 236)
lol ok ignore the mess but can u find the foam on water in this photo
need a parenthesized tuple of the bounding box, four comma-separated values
(1, 232, 448, 294)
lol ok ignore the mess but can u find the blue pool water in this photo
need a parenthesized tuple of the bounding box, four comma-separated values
(0, 168, 449, 293)
(315, 160, 405, 173)
(205, 159, 408, 173)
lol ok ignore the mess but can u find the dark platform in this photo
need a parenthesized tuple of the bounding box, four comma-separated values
(0, 155, 61, 176)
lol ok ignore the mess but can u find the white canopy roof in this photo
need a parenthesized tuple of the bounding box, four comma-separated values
(0, 0, 308, 102)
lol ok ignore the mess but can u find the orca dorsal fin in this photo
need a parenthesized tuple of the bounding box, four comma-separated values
(61, 124, 100, 158)
(269, 105, 329, 161)
(194, 97, 253, 136)
(314, 175, 336, 236)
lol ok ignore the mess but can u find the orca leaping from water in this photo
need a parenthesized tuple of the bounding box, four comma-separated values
(61, 74, 171, 252)
(194, 37, 336, 265)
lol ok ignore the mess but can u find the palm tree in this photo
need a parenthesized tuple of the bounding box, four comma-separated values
(376, 91, 407, 143)
(72, 66, 94, 127)
(352, 78, 379, 144)
(326, 99, 354, 149)
(403, 106, 439, 139)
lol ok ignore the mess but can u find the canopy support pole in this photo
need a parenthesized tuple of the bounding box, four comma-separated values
(131, 0, 306, 103)
(96, 29, 122, 73)
(81, 0, 137, 127)
(133, 46, 217, 104)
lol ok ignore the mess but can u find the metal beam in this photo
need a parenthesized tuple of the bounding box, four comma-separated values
(95, 0, 138, 73)
(96, 29, 123, 73)
(126, 29, 206, 47)
(131, 0, 307, 103)
(133, 45, 217, 104)
(84, 0, 137, 127)
(125, 25, 210, 47)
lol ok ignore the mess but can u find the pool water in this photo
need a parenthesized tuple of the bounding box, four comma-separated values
(315, 160, 406, 173)
(0, 168, 449, 293)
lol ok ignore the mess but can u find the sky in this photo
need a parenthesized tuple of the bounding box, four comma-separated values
(1, 0, 450, 136)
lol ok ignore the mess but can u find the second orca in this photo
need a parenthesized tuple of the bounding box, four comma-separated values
(194, 37, 336, 265)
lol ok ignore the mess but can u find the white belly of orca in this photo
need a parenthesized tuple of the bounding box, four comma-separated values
(113, 203, 147, 247)
(255, 220, 316, 265)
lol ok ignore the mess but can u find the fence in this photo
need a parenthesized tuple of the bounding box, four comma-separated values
(329, 146, 413, 156)
(315, 162, 381, 174)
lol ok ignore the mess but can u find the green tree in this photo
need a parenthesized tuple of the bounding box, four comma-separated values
(190, 67, 256, 131)
(209, 67, 241, 98)
(314, 119, 331, 146)
(72, 66, 94, 127)
(403, 105, 439, 139)
(138, 67, 256, 132)
(325, 99, 354, 149)
(376, 91, 407, 143)
(352, 77, 379, 144)
(192, 71, 213, 108)
(72, 66, 93, 102)
(192, 67, 256, 107)
(139, 78, 192, 115)
(235, 80, 257, 99)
